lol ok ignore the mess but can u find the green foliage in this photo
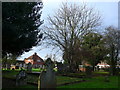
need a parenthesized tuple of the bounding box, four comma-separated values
(2, 2, 43, 57)
(81, 32, 108, 67)
(104, 26, 120, 75)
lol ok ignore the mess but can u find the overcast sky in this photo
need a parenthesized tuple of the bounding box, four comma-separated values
(17, 0, 119, 61)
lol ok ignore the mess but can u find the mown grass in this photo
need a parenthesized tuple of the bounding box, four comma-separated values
(2, 70, 18, 79)
(2, 70, 119, 89)
(2, 70, 82, 86)
(2, 68, 57, 72)
(93, 70, 109, 74)
(57, 76, 81, 85)
(2, 68, 42, 72)
(58, 76, 119, 88)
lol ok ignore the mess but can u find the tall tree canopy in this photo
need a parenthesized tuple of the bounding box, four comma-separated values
(104, 26, 120, 75)
(42, 3, 101, 71)
(81, 32, 108, 71)
(2, 2, 43, 57)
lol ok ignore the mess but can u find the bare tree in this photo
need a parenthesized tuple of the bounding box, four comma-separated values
(42, 3, 101, 72)
(105, 26, 120, 75)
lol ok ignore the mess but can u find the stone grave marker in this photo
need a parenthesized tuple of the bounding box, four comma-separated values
(27, 62, 32, 73)
(16, 68, 27, 86)
(38, 58, 56, 90)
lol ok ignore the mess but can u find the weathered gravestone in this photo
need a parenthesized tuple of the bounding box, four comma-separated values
(85, 66, 92, 78)
(16, 68, 27, 86)
(27, 62, 32, 73)
(38, 58, 56, 90)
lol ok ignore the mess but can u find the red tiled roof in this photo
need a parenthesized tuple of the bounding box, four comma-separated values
(24, 52, 44, 65)
(25, 52, 44, 62)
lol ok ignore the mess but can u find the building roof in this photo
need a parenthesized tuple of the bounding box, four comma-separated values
(97, 61, 109, 66)
(24, 52, 44, 62)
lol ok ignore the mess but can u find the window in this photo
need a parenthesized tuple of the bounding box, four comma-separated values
(37, 60, 41, 62)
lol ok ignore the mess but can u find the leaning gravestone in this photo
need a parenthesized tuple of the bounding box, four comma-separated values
(16, 68, 27, 86)
(38, 58, 56, 90)
(27, 62, 32, 73)
(85, 66, 92, 78)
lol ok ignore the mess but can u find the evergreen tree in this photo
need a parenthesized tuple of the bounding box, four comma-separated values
(81, 32, 108, 71)
(2, 2, 43, 57)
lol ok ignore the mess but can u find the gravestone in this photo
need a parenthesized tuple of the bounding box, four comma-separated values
(85, 66, 92, 78)
(38, 58, 56, 90)
(16, 68, 27, 86)
(27, 62, 32, 73)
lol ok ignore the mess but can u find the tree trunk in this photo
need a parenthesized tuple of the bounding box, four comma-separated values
(92, 65, 95, 72)
(110, 45, 116, 76)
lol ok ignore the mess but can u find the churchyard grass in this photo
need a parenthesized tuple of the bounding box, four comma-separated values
(93, 70, 109, 74)
(32, 68, 43, 72)
(17, 85, 37, 89)
(2, 70, 119, 88)
(57, 76, 81, 85)
(2, 70, 82, 85)
(26, 74, 82, 85)
(2, 70, 18, 79)
(2, 68, 44, 72)
(57, 76, 119, 88)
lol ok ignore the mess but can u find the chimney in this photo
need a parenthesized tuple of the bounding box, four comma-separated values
(34, 52, 37, 55)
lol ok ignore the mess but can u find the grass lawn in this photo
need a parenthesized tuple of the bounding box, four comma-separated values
(64, 72, 85, 76)
(93, 70, 109, 74)
(57, 76, 81, 85)
(2, 68, 57, 72)
(2, 70, 82, 86)
(2, 70, 18, 79)
(2, 70, 119, 88)
(22, 74, 82, 85)
(58, 76, 119, 88)
(31, 68, 41, 72)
